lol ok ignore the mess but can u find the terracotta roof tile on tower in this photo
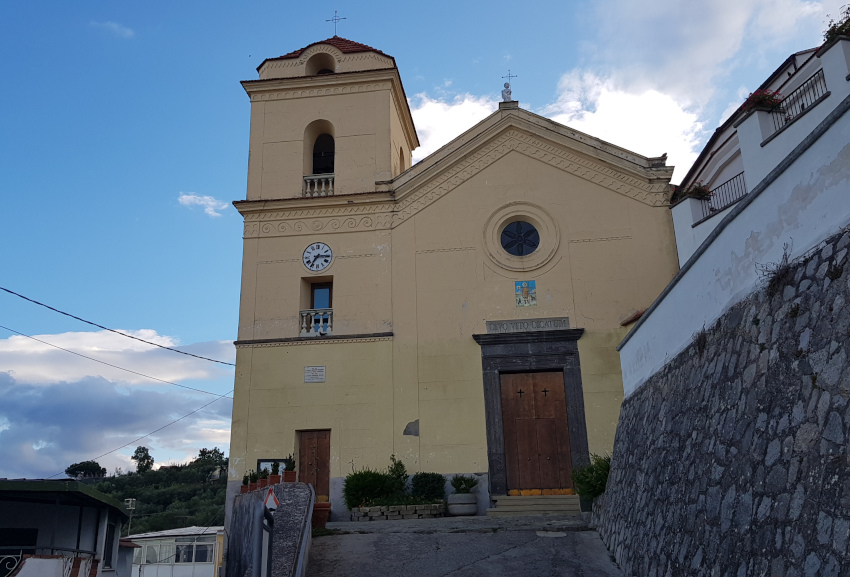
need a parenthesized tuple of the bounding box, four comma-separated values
(272, 36, 391, 61)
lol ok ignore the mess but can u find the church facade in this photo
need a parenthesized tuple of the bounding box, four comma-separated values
(226, 36, 679, 518)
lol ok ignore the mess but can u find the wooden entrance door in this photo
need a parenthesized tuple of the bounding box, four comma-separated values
(500, 372, 572, 491)
(298, 430, 331, 499)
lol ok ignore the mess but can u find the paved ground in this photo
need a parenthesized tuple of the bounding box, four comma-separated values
(307, 515, 623, 577)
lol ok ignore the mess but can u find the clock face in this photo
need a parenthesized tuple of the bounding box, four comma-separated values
(302, 242, 333, 272)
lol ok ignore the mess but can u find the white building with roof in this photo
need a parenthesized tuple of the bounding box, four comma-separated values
(621, 35, 850, 396)
(127, 526, 224, 577)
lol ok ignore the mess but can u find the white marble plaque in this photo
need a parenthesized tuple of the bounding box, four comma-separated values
(304, 366, 326, 383)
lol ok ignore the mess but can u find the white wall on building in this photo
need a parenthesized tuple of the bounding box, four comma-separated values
(621, 102, 850, 397)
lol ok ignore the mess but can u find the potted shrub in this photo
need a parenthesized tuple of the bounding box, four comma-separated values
(572, 454, 611, 512)
(248, 470, 258, 492)
(240, 473, 249, 494)
(686, 181, 712, 201)
(742, 89, 782, 112)
(268, 461, 282, 485)
(282, 454, 296, 483)
(258, 468, 269, 488)
(447, 474, 478, 516)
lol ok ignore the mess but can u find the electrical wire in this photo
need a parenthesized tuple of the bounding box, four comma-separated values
(0, 286, 235, 366)
(0, 324, 233, 399)
(48, 389, 234, 480)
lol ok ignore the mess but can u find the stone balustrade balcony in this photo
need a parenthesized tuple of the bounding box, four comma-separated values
(300, 309, 333, 336)
(303, 174, 334, 197)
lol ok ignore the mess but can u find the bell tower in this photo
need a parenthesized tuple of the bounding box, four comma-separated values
(241, 37, 419, 200)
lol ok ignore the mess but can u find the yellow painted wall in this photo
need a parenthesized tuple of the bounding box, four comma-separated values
(229, 41, 679, 488)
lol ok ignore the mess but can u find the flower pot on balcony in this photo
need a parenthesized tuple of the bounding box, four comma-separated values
(447, 493, 478, 516)
(249, 482, 257, 492)
(258, 478, 268, 489)
(312, 502, 332, 529)
(240, 485, 249, 494)
(283, 471, 297, 483)
(268, 474, 281, 485)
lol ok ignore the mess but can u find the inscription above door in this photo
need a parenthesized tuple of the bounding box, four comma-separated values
(500, 372, 573, 491)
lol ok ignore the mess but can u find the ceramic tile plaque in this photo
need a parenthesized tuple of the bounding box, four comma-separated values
(304, 366, 326, 383)
(515, 280, 537, 306)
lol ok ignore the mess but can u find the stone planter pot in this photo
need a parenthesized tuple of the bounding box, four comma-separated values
(283, 471, 297, 483)
(249, 482, 257, 492)
(268, 474, 281, 485)
(312, 502, 332, 529)
(447, 492, 477, 516)
(240, 485, 249, 494)
(258, 478, 268, 488)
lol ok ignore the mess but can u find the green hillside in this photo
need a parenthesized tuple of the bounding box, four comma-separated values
(90, 450, 227, 536)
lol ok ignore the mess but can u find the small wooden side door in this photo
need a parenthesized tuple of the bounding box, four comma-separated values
(298, 430, 331, 499)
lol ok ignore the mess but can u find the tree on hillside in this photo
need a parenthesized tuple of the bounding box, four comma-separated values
(196, 447, 227, 467)
(132, 446, 154, 473)
(65, 460, 107, 479)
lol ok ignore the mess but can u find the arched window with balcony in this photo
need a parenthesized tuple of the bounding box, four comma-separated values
(303, 120, 336, 197)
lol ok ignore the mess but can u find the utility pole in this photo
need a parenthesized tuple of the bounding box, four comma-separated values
(124, 498, 136, 536)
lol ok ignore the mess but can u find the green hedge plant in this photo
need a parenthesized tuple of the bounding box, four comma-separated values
(571, 454, 611, 500)
(411, 472, 446, 502)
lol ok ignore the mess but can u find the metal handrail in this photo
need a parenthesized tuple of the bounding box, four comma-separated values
(771, 69, 828, 132)
(698, 172, 748, 220)
(293, 484, 315, 577)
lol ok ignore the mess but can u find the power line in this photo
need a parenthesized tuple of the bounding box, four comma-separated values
(49, 389, 234, 480)
(0, 286, 235, 366)
(0, 324, 233, 399)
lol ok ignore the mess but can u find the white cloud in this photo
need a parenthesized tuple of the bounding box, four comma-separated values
(544, 72, 705, 181)
(409, 93, 498, 162)
(89, 21, 135, 39)
(0, 329, 234, 385)
(588, 0, 826, 106)
(0, 372, 232, 479)
(178, 193, 230, 217)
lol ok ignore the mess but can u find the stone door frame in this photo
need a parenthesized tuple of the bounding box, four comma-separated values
(472, 329, 589, 496)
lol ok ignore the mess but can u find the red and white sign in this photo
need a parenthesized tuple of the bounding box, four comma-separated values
(264, 488, 280, 510)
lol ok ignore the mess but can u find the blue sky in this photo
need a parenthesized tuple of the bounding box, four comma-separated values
(0, 0, 841, 477)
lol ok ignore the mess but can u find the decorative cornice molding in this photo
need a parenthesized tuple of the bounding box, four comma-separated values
(569, 235, 632, 244)
(238, 127, 671, 238)
(473, 328, 586, 346)
(247, 82, 391, 102)
(234, 332, 393, 348)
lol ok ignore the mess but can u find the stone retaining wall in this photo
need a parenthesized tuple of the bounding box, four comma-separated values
(349, 503, 445, 521)
(595, 230, 850, 576)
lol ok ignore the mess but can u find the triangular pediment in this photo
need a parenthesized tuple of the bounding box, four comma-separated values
(235, 106, 674, 239)
(392, 107, 673, 220)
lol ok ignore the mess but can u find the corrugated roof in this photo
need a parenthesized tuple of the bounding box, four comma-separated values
(127, 526, 224, 540)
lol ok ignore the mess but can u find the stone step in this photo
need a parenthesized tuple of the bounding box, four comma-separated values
(487, 495, 581, 517)
(491, 504, 581, 511)
(486, 508, 581, 517)
(492, 496, 580, 505)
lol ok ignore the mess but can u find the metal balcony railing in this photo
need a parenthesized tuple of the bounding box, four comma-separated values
(0, 547, 96, 577)
(698, 172, 748, 220)
(771, 69, 828, 133)
(303, 174, 334, 197)
(300, 309, 333, 336)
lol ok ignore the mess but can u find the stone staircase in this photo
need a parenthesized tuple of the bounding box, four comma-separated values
(486, 495, 581, 517)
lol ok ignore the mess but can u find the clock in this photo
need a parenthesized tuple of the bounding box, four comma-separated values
(302, 242, 333, 272)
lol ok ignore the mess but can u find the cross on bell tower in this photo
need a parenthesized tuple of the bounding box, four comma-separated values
(326, 10, 346, 36)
